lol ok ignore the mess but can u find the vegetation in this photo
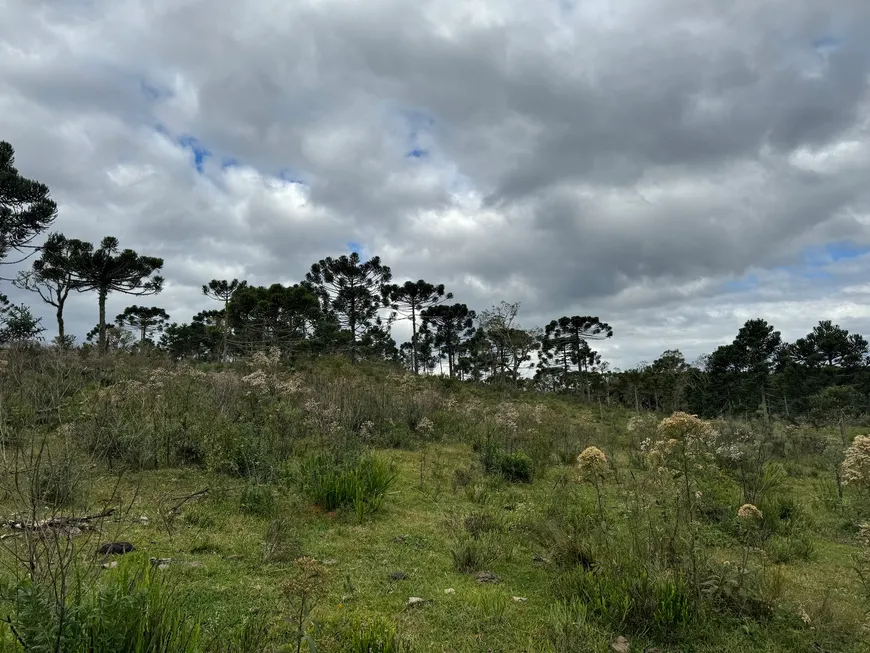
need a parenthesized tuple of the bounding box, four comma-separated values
(1, 138, 869, 651)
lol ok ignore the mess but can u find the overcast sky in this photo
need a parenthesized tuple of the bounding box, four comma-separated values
(2, 0, 870, 369)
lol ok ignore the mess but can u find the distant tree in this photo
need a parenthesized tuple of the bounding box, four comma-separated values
(474, 302, 541, 385)
(115, 305, 170, 345)
(399, 324, 438, 374)
(540, 316, 613, 392)
(383, 280, 452, 374)
(649, 349, 692, 412)
(0, 141, 57, 265)
(791, 320, 868, 371)
(202, 278, 244, 360)
(0, 303, 45, 347)
(227, 283, 323, 358)
(67, 237, 163, 353)
(421, 303, 476, 378)
(85, 323, 135, 352)
(305, 253, 392, 361)
(12, 232, 85, 346)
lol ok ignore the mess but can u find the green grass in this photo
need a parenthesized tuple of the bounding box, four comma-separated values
(0, 354, 868, 651)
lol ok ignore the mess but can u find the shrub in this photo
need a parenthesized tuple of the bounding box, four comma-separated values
(292, 452, 397, 518)
(554, 563, 694, 638)
(451, 536, 497, 573)
(480, 445, 533, 483)
(499, 451, 534, 483)
(0, 562, 201, 652)
(341, 617, 411, 652)
(238, 482, 276, 518)
(31, 454, 80, 509)
(766, 534, 816, 563)
(262, 517, 302, 564)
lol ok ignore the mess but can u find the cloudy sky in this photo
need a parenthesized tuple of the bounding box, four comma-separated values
(2, 0, 870, 369)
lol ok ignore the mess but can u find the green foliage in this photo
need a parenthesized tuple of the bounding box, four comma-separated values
(480, 445, 534, 483)
(450, 536, 498, 573)
(0, 563, 201, 652)
(291, 453, 397, 517)
(340, 618, 411, 653)
(238, 482, 276, 518)
(766, 534, 816, 563)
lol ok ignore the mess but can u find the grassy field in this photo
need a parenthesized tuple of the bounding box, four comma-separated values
(0, 351, 868, 652)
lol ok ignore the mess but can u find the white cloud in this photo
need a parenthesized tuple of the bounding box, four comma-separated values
(2, 0, 870, 367)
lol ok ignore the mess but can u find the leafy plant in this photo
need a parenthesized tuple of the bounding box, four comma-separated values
(292, 453, 397, 519)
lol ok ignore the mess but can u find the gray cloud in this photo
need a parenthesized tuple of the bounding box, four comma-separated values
(2, 0, 870, 367)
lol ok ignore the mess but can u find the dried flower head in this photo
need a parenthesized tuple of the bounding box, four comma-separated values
(737, 503, 763, 521)
(842, 435, 870, 491)
(576, 446, 608, 479)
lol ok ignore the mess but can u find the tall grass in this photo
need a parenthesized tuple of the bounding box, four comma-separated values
(0, 562, 201, 653)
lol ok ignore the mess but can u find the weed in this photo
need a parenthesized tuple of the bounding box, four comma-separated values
(292, 452, 397, 518)
(341, 617, 411, 652)
(238, 482, 276, 518)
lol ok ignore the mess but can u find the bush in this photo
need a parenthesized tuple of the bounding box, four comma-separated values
(262, 517, 301, 564)
(451, 536, 498, 573)
(341, 617, 412, 652)
(766, 534, 816, 563)
(480, 445, 533, 483)
(554, 563, 694, 638)
(0, 562, 201, 652)
(31, 454, 80, 509)
(292, 452, 397, 518)
(238, 482, 276, 518)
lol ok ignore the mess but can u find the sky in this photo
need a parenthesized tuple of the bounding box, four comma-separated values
(1, 0, 870, 369)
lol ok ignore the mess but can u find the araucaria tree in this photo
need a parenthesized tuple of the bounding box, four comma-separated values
(421, 303, 476, 378)
(115, 305, 171, 345)
(13, 232, 84, 347)
(305, 252, 392, 361)
(384, 280, 452, 374)
(67, 236, 164, 353)
(541, 316, 613, 392)
(203, 278, 244, 360)
(0, 141, 57, 264)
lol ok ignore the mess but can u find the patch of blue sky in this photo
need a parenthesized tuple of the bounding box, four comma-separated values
(801, 240, 870, 267)
(347, 241, 363, 255)
(278, 168, 308, 185)
(177, 135, 211, 173)
(406, 148, 428, 159)
(723, 273, 759, 292)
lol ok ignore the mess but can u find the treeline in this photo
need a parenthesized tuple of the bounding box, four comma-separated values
(2, 139, 868, 423)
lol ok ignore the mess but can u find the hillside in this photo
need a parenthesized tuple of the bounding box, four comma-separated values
(0, 348, 868, 652)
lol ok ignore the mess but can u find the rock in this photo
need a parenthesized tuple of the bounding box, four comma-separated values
(320, 558, 338, 566)
(475, 571, 500, 584)
(511, 596, 528, 602)
(139, 515, 150, 525)
(389, 570, 407, 582)
(406, 597, 426, 607)
(611, 636, 630, 653)
(101, 561, 118, 569)
(97, 542, 135, 555)
(443, 588, 455, 594)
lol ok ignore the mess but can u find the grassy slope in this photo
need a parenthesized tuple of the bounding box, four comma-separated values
(1, 355, 868, 652)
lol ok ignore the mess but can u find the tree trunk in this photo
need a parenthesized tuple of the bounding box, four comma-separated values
(411, 305, 418, 374)
(56, 305, 65, 348)
(98, 287, 108, 354)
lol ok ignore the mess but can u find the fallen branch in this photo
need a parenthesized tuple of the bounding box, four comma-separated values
(0, 508, 116, 532)
(167, 488, 209, 515)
